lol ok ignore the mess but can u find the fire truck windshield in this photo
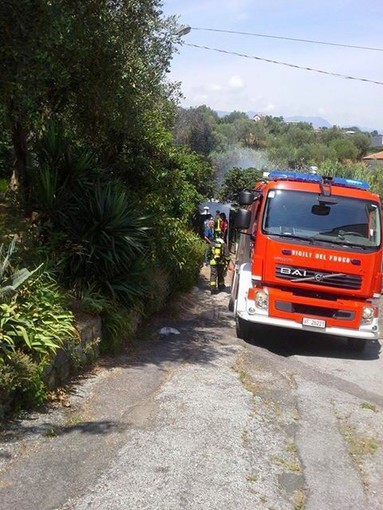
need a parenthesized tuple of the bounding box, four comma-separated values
(262, 190, 381, 249)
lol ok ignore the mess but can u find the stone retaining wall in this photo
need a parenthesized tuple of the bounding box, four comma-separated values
(44, 314, 102, 390)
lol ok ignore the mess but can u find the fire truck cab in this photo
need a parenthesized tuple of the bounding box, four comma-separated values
(230, 170, 382, 351)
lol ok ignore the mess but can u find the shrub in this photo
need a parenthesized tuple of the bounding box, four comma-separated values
(100, 303, 138, 354)
(60, 182, 151, 303)
(73, 285, 139, 354)
(0, 351, 47, 419)
(0, 178, 7, 194)
(152, 216, 205, 293)
(0, 272, 76, 361)
(0, 271, 79, 417)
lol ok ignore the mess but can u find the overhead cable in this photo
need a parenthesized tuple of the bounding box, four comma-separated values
(190, 27, 383, 52)
(184, 43, 383, 86)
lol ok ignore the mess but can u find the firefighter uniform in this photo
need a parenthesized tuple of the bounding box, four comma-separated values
(208, 236, 231, 294)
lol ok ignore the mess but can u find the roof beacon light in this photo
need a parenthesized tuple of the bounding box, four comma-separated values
(268, 170, 321, 183)
(268, 170, 370, 191)
(331, 177, 370, 191)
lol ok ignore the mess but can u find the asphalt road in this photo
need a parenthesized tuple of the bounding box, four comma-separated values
(1, 267, 382, 510)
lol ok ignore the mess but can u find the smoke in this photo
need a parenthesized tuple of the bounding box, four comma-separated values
(212, 147, 273, 186)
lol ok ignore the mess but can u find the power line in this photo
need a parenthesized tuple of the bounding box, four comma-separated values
(190, 27, 383, 53)
(184, 43, 383, 86)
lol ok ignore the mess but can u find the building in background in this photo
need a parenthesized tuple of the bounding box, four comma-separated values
(371, 134, 383, 148)
(363, 151, 383, 168)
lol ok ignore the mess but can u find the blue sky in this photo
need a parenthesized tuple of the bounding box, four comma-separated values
(161, 0, 383, 132)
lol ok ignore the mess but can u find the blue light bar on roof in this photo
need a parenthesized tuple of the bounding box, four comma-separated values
(268, 170, 321, 183)
(268, 170, 370, 191)
(331, 177, 370, 190)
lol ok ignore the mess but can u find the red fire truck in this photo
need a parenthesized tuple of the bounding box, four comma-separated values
(230, 170, 382, 351)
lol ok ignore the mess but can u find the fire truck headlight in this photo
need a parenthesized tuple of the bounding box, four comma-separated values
(255, 290, 269, 311)
(361, 306, 374, 325)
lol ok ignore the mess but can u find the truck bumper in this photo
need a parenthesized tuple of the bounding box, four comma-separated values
(237, 309, 380, 341)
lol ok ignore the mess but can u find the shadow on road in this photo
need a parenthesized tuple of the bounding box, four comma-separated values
(0, 418, 127, 450)
(244, 324, 382, 361)
(96, 270, 236, 371)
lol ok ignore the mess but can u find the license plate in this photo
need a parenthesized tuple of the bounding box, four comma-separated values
(302, 317, 326, 329)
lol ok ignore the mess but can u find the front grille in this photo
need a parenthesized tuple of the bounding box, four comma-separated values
(275, 301, 355, 320)
(275, 264, 361, 290)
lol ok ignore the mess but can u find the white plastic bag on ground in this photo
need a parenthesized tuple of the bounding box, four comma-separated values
(159, 327, 181, 336)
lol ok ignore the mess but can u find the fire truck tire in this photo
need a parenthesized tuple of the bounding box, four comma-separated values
(236, 316, 253, 341)
(347, 338, 366, 352)
(228, 297, 234, 312)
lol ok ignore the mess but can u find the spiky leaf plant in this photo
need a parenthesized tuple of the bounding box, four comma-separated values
(59, 181, 151, 305)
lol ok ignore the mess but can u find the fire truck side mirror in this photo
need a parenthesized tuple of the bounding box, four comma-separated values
(235, 208, 251, 230)
(238, 190, 255, 206)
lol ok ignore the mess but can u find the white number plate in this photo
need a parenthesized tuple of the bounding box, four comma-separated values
(302, 317, 326, 329)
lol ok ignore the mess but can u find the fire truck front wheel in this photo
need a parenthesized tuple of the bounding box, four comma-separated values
(236, 316, 254, 341)
(347, 338, 366, 352)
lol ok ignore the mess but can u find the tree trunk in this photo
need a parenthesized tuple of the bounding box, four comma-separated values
(10, 121, 28, 192)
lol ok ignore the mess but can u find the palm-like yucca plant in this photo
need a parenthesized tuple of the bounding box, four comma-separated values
(61, 181, 151, 305)
(30, 122, 97, 220)
(30, 122, 152, 306)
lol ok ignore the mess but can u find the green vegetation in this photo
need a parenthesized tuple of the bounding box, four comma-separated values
(341, 425, 379, 456)
(0, 1, 212, 418)
(0, 260, 77, 417)
(360, 402, 378, 412)
(173, 106, 383, 198)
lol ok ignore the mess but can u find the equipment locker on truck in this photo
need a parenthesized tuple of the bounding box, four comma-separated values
(230, 171, 382, 351)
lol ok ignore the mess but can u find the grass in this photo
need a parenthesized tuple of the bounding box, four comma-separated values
(44, 427, 59, 438)
(65, 412, 85, 427)
(286, 443, 298, 454)
(293, 489, 306, 510)
(232, 354, 262, 396)
(341, 424, 379, 456)
(273, 456, 301, 473)
(360, 402, 378, 412)
(241, 429, 250, 445)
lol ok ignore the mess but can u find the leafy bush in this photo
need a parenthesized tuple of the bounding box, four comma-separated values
(29, 122, 98, 218)
(152, 216, 205, 292)
(0, 351, 46, 418)
(0, 178, 7, 194)
(0, 270, 78, 417)
(29, 127, 152, 306)
(0, 238, 72, 361)
(72, 285, 138, 354)
(0, 272, 76, 361)
(217, 167, 264, 203)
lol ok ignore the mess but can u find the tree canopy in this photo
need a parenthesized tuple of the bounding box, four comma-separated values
(172, 106, 377, 195)
(0, 0, 182, 190)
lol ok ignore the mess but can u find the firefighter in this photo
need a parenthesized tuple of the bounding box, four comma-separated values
(214, 209, 222, 232)
(207, 231, 231, 294)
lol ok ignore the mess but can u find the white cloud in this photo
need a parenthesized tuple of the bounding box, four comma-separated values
(263, 103, 276, 112)
(228, 75, 245, 90)
(207, 83, 223, 91)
